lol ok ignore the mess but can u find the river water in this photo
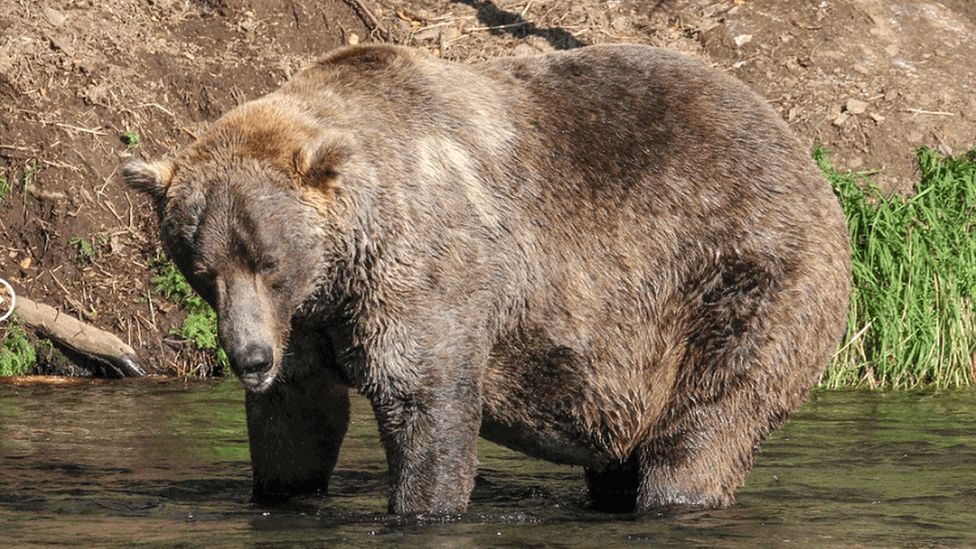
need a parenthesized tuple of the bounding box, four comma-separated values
(1, 380, 974, 546)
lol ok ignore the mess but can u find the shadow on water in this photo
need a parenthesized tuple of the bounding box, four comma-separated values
(450, 0, 586, 50)
(3, 380, 976, 545)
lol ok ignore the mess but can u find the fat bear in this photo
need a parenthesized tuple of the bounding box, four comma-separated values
(124, 44, 851, 515)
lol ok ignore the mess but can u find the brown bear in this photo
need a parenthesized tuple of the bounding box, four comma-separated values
(125, 44, 851, 515)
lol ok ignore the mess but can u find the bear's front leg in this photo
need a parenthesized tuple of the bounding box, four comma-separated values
(245, 360, 350, 503)
(369, 365, 483, 515)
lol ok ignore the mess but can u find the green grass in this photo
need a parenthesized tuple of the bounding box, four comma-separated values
(121, 131, 140, 149)
(821, 147, 976, 390)
(151, 255, 227, 373)
(0, 318, 37, 376)
(68, 236, 98, 263)
(0, 174, 9, 202)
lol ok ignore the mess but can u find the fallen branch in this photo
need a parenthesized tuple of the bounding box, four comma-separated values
(902, 108, 956, 116)
(14, 295, 147, 377)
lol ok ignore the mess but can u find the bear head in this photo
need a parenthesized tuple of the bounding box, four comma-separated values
(124, 118, 354, 392)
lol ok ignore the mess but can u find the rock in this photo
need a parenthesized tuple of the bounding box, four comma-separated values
(347, 33, 360, 45)
(734, 34, 753, 47)
(869, 112, 885, 123)
(49, 35, 72, 54)
(845, 98, 868, 114)
(43, 7, 67, 27)
(832, 112, 850, 127)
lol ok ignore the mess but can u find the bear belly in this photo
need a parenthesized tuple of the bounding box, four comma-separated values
(480, 329, 613, 469)
(479, 407, 608, 468)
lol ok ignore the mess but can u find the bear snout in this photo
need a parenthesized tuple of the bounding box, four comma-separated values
(236, 343, 273, 375)
(228, 341, 277, 392)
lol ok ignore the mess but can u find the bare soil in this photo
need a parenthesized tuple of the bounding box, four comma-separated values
(1, 0, 973, 375)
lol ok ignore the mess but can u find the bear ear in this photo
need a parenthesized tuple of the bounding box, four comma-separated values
(122, 158, 174, 201)
(293, 135, 352, 190)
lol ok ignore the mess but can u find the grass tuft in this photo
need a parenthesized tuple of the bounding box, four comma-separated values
(68, 236, 98, 263)
(151, 255, 228, 373)
(0, 174, 9, 202)
(121, 131, 140, 149)
(0, 318, 37, 376)
(820, 147, 976, 390)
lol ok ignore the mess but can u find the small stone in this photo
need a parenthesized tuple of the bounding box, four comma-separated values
(845, 98, 868, 115)
(347, 33, 360, 45)
(20, 256, 31, 270)
(832, 112, 850, 127)
(868, 112, 885, 123)
(733, 34, 753, 48)
(49, 35, 71, 53)
(43, 7, 67, 27)
(852, 63, 870, 75)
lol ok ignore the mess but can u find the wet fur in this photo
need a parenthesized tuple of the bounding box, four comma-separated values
(126, 44, 851, 514)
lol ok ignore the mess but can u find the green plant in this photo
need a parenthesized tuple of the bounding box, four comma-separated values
(121, 130, 140, 149)
(68, 236, 97, 263)
(820, 147, 976, 389)
(15, 161, 40, 205)
(0, 319, 37, 376)
(151, 255, 228, 372)
(0, 174, 9, 202)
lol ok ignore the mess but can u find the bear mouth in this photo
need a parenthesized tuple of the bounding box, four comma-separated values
(239, 370, 276, 393)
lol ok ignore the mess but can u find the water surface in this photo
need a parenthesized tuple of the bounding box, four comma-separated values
(1, 380, 975, 546)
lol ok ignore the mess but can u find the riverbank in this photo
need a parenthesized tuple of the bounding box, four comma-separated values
(1, 0, 974, 387)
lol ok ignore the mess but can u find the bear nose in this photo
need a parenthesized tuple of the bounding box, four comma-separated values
(237, 343, 273, 375)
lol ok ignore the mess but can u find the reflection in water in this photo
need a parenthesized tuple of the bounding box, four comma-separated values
(2, 381, 976, 545)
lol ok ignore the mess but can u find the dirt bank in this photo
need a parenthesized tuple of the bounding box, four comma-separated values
(1, 0, 973, 374)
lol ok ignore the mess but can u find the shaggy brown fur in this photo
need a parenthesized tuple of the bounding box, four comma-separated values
(125, 44, 851, 514)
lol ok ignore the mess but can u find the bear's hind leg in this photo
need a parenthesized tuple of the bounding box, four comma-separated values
(245, 347, 350, 504)
(632, 254, 840, 512)
(634, 392, 782, 512)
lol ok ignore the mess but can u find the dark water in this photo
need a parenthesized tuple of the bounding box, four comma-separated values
(2, 380, 975, 547)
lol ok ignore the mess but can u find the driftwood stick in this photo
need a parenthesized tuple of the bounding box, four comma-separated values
(14, 295, 147, 377)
